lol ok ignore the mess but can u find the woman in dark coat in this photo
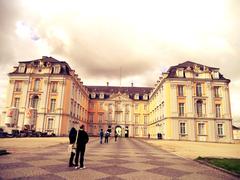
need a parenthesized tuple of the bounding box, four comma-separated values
(69, 127, 77, 167)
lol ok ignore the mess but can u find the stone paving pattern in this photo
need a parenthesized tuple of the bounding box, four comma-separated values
(0, 138, 238, 180)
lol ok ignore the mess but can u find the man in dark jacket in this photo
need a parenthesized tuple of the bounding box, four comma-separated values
(68, 127, 77, 167)
(75, 125, 89, 169)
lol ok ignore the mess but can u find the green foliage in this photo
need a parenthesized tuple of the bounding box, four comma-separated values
(197, 157, 240, 174)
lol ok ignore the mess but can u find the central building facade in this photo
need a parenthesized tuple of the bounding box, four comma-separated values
(1, 57, 233, 142)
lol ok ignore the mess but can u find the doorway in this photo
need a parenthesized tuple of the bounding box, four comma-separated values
(115, 125, 122, 136)
(125, 126, 129, 138)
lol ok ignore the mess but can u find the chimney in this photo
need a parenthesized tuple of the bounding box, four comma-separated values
(107, 82, 109, 86)
(131, 82, 134, 87)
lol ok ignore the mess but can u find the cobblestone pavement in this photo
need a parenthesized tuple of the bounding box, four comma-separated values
(0, 137, 237, 180)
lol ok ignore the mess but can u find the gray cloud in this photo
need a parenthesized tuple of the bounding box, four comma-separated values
(0, 0, 240, 120)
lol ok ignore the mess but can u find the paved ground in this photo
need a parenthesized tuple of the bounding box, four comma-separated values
(0, 137, 238, 180)
(142, 139, 240, 159)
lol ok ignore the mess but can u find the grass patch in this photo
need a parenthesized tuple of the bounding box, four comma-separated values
(197, 157, 240, 175)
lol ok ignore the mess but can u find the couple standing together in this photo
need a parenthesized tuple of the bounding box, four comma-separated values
(69, 125, 89, 169)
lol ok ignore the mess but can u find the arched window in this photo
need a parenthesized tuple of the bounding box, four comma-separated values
(32, 95, 39, 108)
(196, 100, 202, 117)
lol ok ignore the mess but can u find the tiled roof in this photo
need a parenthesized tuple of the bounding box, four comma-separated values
(167, 61, 228, 80)
(87, 86, 152, 94)
(86, 86, 153, 100)
(9, 56, 71, 75)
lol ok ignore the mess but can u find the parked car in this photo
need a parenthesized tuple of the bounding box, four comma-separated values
(0, 131, 8, 138)
(11, 130, 20, 137)
(19, 130, 28, 137)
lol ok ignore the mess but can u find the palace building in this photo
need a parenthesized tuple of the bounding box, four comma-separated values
(148, 61, 233, 142)
(1, 57, 233, 142)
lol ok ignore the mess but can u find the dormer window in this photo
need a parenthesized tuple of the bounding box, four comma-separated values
(99, 92, 104, 99)
(176, 68, 184, 77)
(212, 71, 219, 79)
(134, 93, 139, 100)
(53, 64, 61, 74)
(143, 94, 148, 100)
(18, 64, 26, 73)
(91, 92, 96, 98)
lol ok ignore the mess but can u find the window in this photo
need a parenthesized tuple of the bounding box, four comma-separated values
(135, 104, 138, 110)
(180, 122, 186, 134)
(196, 83, 202, 97)
(198, 123, 205, 135)
(144, 116, 148, 124)
(89, 114, 94, 123)
(108, 113, 112, 121)
(90, 102, 94, 109)
(144, 104, 147, 110)
(99, 114, 103, 123)
(53, 65, 61, 74)
(134, 94, 139, 100)
(72, 84, 75, 96)
(50, 99, 56, 112)
(13, 98, 20, 108)
(217, 124, 224, 136)
(134, 127, 139, 135)
(14, 81, 22, 92)
(47, 118, 54, 129)
(125, 113, 129, 122)
(213, 71, 219, 79)
(117, 102, 121, 110)
(177, 69, 184, 77)
(143, 94, 148, 100)
(144, 127, 147, 136)
(214, 86, 220, 98)
(99, 102, 104, 109)
(116, 113, 120, 122)
(73, 102, 76, 117)
(51, 82, 58, 93)
(178, 85, 184, 96)
(77, 104, 80, 118)
(179, 103, 184, 116)
(70, 100, 73, 116)
(18, 64, 26, 73)
(34, 79, 40, 91)
(32, 96, 39, 108)
(216, 104, 221, 118)
(196, 100, 203, 117)
(135, 115, 138, 124)
(108, 104, 113, 111)
(99, 93, 104, 99)
(91, 93, 96, 98)
(125, 104, 130, 111)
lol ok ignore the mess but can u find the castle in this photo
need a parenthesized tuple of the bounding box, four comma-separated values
(1, 56, 233, 142)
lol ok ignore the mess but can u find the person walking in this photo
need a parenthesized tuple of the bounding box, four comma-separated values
(99, 129, 104, 144)
(68, 127, 77, 167)
(104, 130, 109, 143)
(75, 125, 89, 169)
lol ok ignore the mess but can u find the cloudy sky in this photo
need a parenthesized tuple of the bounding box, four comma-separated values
(0, 0, 239, 124)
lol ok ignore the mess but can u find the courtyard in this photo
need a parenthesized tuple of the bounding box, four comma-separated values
(0, 137, 239, 180)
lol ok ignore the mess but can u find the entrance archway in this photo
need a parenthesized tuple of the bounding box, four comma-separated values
(115, 125, 122, 136)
